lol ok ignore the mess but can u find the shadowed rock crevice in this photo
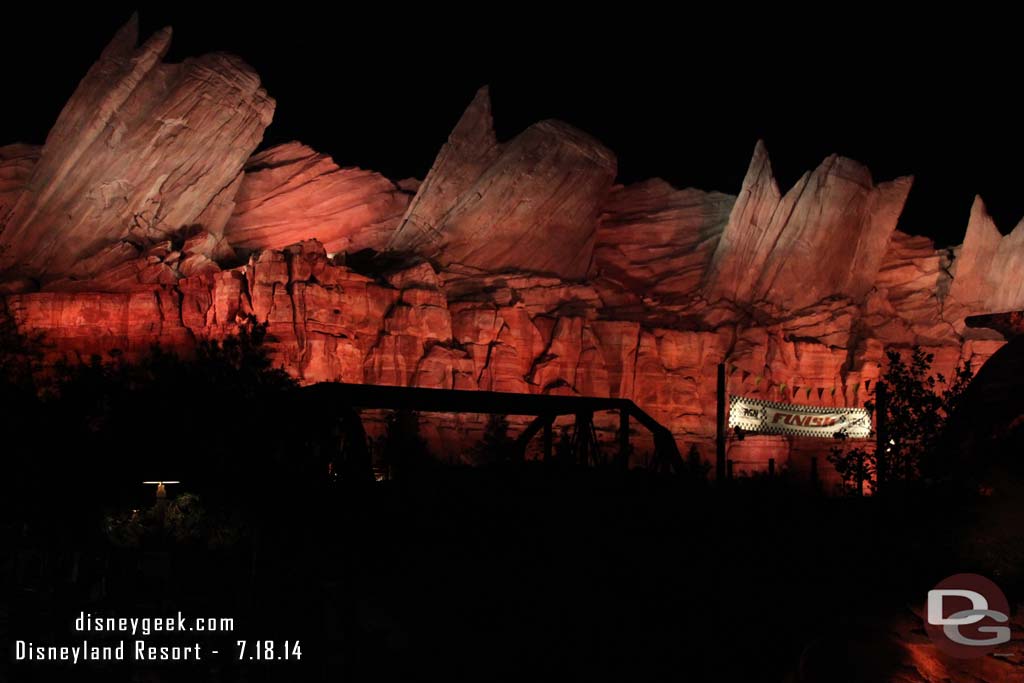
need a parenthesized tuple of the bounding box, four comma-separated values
(0, 15, 274, 283)
(2, 17, 1024, 473)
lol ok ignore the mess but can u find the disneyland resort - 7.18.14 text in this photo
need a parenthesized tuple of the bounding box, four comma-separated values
(15, 640, 204, 663)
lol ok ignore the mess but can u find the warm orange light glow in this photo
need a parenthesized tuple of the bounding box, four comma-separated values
(142, 481, 180, 499)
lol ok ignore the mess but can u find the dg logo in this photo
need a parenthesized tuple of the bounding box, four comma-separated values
(926, 573, 1014, 658)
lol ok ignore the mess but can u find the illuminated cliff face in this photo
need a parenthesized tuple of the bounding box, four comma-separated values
(1, 16, 1019, 468)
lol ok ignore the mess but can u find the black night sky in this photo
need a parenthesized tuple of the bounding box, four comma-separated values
(3, 6, 1021, 248)
(5, 10, 1024, 682)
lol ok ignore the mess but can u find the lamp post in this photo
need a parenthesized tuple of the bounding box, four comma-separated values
(142, 481, 180, 501)
(142, 481, 180, 520)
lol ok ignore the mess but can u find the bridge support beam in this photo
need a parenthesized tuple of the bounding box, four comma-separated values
(338, 407, 372, 482)
(515, 413, 556, 461)
(716, 362, 727, 482)
(572, 411, 600, 466)
(617, 409, 630, 469)
(543, 419, 553, 463)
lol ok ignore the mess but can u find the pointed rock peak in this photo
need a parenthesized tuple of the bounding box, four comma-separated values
(386, 85, 501, 254)
(101, 13, 141, 59)
(451, 85, 497, 149)
(96, 15, 172, 76)
(879, 174, 914, 192)
(967, 194, 1024, 244)
(751, 138, 770, 166)
(970, 194, 989, 217)
(469, 84, 491, 110)
(808, 153, 874, 190)
(0, 12, 274, 282)
(742, 139, 780, 198)
(527, 119, 617, 169)
(946, 194, 1017, 310)
(139, 24, 174, 60)
(97, 15, 173, 65)
(1009, 216, 1024, 243)
(965, 195, 1002, 245)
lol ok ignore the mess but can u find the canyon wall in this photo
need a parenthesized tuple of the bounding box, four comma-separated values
(2, 17, 1022, 475)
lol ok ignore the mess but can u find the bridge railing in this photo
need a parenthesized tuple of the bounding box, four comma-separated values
(301, 382, 684, 473)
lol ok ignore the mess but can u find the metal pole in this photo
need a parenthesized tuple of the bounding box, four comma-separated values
(619, 409, 630, 468)
(543, 418, 553, 464)
(857, 451, 865, 496)
(716, 362, 727, 482)
(874, 381, 888, 493)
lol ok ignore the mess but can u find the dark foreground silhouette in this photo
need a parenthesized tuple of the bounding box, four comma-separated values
(8, 467, 1022, 682)
(3, 318, 1022, 682)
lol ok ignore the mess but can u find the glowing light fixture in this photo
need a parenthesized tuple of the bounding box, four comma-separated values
(142, 481, 180, 499)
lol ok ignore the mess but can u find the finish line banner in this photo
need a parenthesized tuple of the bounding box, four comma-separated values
(728, 396, 872, 439)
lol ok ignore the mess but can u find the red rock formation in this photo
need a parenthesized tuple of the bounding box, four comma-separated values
(38, 228, 227, 292)
(224, 142, 410, 254)
(387, 87, 617, 279)
(704, 140, 913, 312)
(387, 87, 501, 255)
(0, 15, 274, 283)
(594, 179, 734, 301)
(946, 196, 1024, 318)
(867, 229, 953, 344)
(0, 144, 38, 219)
(3, 19, 1021, 481)
(5, 287, 194, 362)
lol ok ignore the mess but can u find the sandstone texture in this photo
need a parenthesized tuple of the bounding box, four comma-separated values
(703, 140, 913, 311)
(0, 144, 39, 220)
(4, 19, 1024, 482)
(0, 15, 274, 284)
(386, 86, 617, 279)
(224, 142, 410, 255)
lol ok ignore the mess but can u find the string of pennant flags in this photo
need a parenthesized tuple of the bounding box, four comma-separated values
(725, 363, 875, 405)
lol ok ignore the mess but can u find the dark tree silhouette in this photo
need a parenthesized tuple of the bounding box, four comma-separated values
(829, 346, 973, 493)
(15, 319, 303, 536)
(473, 413, 515, 465)
(380, 409, 432, 478)
(0, 302, 42, 392)
(681, 444, 711, 481)
(0, 303, 46, 522)
(555, 424, 574, 464)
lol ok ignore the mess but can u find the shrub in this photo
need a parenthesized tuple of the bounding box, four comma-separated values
(828, 346, 973, 494)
